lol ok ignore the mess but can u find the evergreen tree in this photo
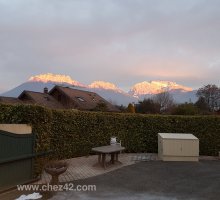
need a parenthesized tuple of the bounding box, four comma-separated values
(127, 103, 135, 113)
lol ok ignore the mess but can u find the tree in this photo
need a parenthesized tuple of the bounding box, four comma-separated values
(127, 103, 135, 113)
(115, 104, 127, 112)
(136, 99, 160, 114)
(197, 84, 220, 111)
(195, 97, 210, 114)
(152, 91, 174, 114)
(93, 102, 108, 112)
(172, 103, 198, 115)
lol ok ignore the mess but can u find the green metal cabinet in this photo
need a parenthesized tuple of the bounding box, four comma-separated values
(0, 130, 35, 190)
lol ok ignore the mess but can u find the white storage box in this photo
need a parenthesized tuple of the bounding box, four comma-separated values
(158, 133, 199, 161)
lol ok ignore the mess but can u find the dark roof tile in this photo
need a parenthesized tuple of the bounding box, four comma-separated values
(18, 90, 65, 109)
(50, 86, 119, 111)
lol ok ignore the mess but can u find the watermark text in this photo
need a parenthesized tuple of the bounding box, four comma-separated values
(17, 183, 96, 192)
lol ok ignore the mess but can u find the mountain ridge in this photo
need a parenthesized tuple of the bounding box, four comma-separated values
(1, 73, 197, 105)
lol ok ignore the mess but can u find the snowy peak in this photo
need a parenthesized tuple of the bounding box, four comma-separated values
(129, 81, 192, 96)
(89, 81, 122, 92)
(28, 73, 84, 87)
(149, 81, 192, 92)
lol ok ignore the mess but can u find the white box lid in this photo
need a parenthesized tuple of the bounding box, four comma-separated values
(158, 133, 198, 140)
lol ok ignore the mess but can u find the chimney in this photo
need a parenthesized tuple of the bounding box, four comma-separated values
(44, 87, 48, 94)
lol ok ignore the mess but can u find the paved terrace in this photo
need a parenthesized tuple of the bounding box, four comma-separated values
(0, 154, 219, 200)
(36, 153, 157, 184)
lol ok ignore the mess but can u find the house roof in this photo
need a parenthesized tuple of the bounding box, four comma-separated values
(50, 86, 119, 111)
(18, 90, 65, 109)
(0, 96, 23, 105)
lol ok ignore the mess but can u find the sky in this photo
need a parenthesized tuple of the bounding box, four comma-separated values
(0, 0, 220, 92)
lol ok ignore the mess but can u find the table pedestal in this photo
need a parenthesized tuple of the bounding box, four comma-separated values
(96, 152, 120, 169)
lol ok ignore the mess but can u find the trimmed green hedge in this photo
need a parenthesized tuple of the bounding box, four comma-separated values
(0, 104, 220, 176)
(51, 110, 220, 157)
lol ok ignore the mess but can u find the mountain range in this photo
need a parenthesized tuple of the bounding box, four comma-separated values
(1, 73, 198, 106)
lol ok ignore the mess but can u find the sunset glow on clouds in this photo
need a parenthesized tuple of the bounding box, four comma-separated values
(0, 0, 220, 92)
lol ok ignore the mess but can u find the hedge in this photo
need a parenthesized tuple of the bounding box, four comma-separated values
(0, 104, 220, 177)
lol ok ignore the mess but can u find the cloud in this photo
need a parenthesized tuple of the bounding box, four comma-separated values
(0, 0, 220, 92)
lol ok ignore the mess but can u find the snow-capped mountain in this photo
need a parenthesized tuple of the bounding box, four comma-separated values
(129, 81, 192, 97)
(1, 73, 197, 105)
(1, 73, 85, 98)
(29, 73, 84, 87)
(89, 81, 122, 93)
(129, 81, 196, 103)
(87, 81, 137, 105)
